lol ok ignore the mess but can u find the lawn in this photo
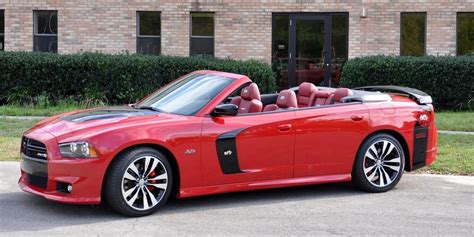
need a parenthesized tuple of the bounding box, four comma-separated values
(1, 106, 472, 132)
(0, 119, 39, 161)
(0, 104, 93, 117)
(419, 134, 474, 175)
(435, 111, 474, 132)
(0, 118, 472, 175)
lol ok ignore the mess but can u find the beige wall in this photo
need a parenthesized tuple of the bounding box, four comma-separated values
(1, 0, 472, 63)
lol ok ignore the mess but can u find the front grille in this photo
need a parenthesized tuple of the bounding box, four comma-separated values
(27, 174, 48, 189)
(21, 137, 48, 160)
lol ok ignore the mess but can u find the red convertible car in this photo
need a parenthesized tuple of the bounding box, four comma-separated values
(19, 70, 437, 216)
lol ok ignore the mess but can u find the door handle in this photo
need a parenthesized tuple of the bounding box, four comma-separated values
(351, 115, 364, 121)
(278, 124, 292, 132)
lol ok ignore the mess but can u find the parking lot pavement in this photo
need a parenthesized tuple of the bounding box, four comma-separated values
(0, 161, 473, 236)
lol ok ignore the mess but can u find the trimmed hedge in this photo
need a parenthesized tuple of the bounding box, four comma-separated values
(0, 52, 275, 105)
(340, 55, 474, 110)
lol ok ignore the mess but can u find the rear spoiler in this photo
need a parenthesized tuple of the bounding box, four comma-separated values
(354, 86, 433, 105)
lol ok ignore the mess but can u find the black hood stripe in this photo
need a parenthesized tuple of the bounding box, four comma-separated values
(61, 106, 159, 122)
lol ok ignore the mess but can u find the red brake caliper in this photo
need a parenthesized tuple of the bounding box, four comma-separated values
(147, 171, 157, 191)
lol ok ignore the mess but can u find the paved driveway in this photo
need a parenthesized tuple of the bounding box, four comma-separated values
(0, 161, 472, 236)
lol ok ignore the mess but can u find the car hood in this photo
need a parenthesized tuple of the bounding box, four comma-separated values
(27, 106, 186, 140)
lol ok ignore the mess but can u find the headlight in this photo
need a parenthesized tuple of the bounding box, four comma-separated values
(59, 142, 98, 158)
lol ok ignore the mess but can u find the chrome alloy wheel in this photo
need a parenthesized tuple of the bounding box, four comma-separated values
(363, 140, 402, 188)
(121, 156, 168, 211)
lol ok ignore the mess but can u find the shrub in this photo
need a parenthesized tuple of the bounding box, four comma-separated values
(0, 52, 275, 105)
(340, 55, 474, 111)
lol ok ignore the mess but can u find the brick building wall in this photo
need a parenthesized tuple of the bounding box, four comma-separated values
(0, 0, 472, 63)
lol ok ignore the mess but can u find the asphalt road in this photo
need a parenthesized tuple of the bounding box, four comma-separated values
(0, 162, 473, 236)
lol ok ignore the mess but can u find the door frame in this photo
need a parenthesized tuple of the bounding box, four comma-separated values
(272, 12, 349, 89)
(289, 14, 331, 87)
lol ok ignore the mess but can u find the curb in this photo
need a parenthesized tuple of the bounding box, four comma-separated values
(1, 116, 46, 120)
(438, 130, 474, 135)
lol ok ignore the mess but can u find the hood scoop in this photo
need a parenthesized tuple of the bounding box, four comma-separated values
(61, 107, 158, 123)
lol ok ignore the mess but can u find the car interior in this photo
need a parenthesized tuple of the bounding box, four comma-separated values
(227, 82, 354, 114)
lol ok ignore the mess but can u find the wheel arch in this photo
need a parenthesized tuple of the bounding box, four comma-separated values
(101, 143, 181, 201)
(354, 129, 411, 172)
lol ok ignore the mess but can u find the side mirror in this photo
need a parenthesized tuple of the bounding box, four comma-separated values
(212, 104, 238, 117)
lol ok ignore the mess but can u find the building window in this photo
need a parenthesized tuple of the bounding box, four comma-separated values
(137, 11, 161, 55)
(33, 10, 57, 53)
(400, 12, 426, 56)
(190, 12, 214, 57)
(0, 10, 4, 51)
(457, 12, 474, 55)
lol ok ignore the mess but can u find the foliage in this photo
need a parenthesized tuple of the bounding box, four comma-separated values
(340, 55, 474, 111)
(0, 52, 275, 105)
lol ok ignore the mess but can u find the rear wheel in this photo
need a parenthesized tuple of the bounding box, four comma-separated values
(352, 134, 405, 192)
(104, 147, 173, 216)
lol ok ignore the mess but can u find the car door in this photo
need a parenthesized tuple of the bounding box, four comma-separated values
(201, 110, 296, 186)
(293, 103, 369, 177)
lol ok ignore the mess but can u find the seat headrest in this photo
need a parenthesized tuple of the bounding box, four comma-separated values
(241, 83, 261, 101)
(298, 82, 318, 97)
(276, 90, 297, 108)
(333, 88, 353, 103)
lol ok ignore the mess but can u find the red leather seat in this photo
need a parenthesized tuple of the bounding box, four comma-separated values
(263, 90, 297, 112)
(331, 88, 353, 104)
(297, 82, 318, 107)
(230, 83, 263, 114)
(312, 91, 333, 106)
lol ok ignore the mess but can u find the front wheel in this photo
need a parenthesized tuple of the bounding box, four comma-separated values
(104, 147, 173, 216)
(352, 134, 405, 193)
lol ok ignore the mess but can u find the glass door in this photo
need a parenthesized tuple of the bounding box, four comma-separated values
(272, 13, 348, 90)
(289, 15, 330, 87)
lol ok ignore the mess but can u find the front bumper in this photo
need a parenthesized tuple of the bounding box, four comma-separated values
(19, 153, 105, 205)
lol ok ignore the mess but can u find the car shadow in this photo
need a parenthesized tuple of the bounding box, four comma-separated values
(0, 182, 365, 232)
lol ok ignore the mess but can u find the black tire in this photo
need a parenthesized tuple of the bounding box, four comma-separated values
(352, 133, 405, 193)
(104, 147, 173, 217)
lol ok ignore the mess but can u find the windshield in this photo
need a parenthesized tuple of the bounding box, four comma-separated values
(136, 73, 234, 115)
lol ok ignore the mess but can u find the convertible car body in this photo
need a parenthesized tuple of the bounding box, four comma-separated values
(19, 70, 437, 216)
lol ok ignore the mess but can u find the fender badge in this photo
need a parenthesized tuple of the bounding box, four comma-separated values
(224, 150, 233, 156)
(184, 149, 196, 155)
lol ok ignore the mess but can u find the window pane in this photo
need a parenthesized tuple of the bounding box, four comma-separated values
(331, 14, 349, 87)
(34, 35, 57, 53)
(1, 10, 3, 51)
(138, 12, 160, 36)
(401, 13, 426, 56)
(272, 15, 290, 90)
(191, 13, 214, 36)
(0, 10, 4, 34)
(137, 37, 161, 55)
(35, 11, 57, 35)
(457, 13, 474, 55)
(190, 37, 214, 57)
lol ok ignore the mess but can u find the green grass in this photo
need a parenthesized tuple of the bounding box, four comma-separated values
(435, 111, 474, 132)
(0, 118, 472, 176)
(419, 134, 474, 175)
(0, 119, 40, 161)
(0, 102, 106, 117)
(1, 106, 472, 132)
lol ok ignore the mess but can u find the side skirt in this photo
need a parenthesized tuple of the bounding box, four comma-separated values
(177, 174, 351, 198)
